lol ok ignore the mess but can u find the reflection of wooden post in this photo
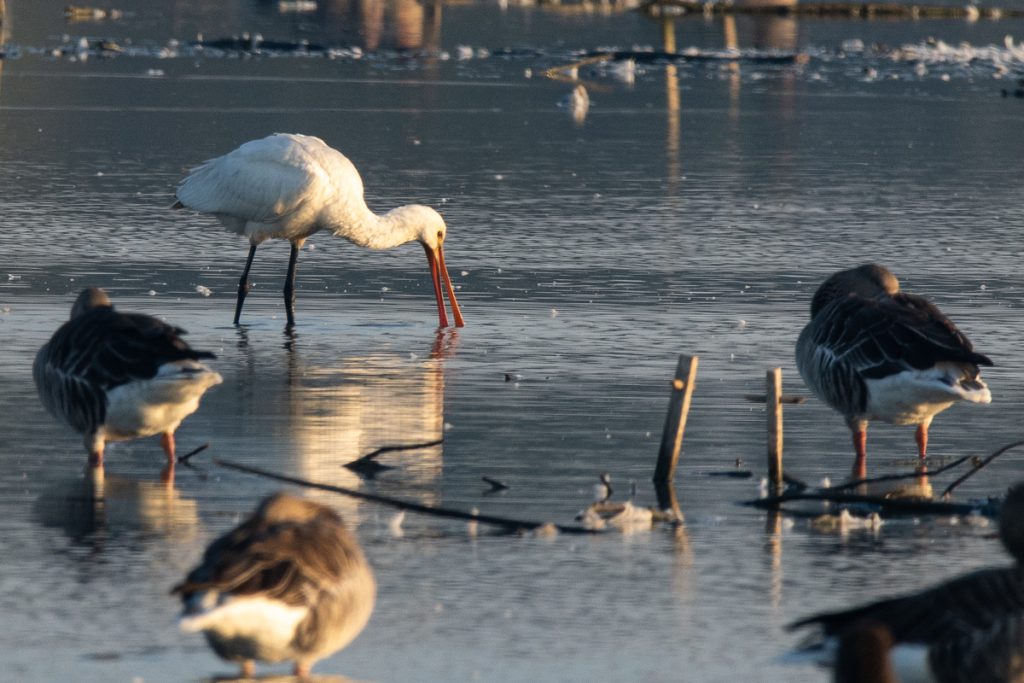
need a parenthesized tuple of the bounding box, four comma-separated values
(662, 16, 681, 193)
(766, 510, 783, 609)
(653, 355, 699, 486)
(767, 368, 783, 489)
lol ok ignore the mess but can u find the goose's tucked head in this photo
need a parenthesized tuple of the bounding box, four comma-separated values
(999, 483, 1024, 563)
(810, 264, 900, 318)
(71, 287, 113, 319)
(256, 493, 340, 525)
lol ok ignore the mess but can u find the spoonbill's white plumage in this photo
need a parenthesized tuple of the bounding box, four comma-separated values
(33, 287, 222, 471)
(174, 133, 465, 328)
(173, 493, 376, 679)
(795, 264, 992, 478)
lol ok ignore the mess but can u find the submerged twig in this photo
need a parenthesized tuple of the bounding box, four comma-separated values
(177, 443, 209, 465)
(829, 455, 973, 493)
(783, 473, 810, 491)
(638, 1, 1024, 19)
(343, 438, 444, 478)
(213, 458, 599, 535)
(743, 491, 987, 517)
(744, 394, 807, 404)
(942, 440, 1024, 498)
(482, 476, 510, 492)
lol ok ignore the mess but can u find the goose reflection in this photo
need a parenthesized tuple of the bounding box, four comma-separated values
(283, 330, 457, 526)
(203, 675, 364, 683)
(34, 468, 201, 547)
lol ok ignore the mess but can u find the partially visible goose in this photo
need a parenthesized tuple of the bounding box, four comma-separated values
(790, 482, 1024, 682)
(795, 264, 992, 478)
(33, 288, 222, 469)
(173, 493, 376, 678)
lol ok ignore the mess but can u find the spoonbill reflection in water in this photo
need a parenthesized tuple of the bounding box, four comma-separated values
(174, 133, 465, 328)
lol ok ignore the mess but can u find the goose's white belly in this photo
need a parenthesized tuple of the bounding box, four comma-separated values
(864, 374, 958, 428)
(860, 366, 987, 423)
(104, 363, 222, 439)
(180, 594, 308, 663)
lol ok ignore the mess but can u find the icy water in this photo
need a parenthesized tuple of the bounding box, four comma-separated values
(3, 0, 1024, 681)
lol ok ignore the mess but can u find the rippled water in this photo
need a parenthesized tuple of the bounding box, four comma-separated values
(2, 0, 1024, 681)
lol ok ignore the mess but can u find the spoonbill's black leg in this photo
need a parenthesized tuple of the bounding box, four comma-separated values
(284, 242, 300, 327)
(234, 243, 258, 325)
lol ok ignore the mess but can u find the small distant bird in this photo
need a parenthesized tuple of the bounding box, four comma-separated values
(173, 493, 376, 678)
(790, 482, 1024, 682)
(173, 133, 465, 328)
(593, 472, 613, 503)
(33, 288, 222, 469)
(796, 264, 992, 478)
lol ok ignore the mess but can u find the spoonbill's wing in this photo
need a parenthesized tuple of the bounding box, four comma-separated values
(175, 134, 343, 225)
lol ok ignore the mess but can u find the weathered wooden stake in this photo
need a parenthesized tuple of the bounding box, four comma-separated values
(767, 367, 784, 489)
(653, 355, 698, 486)
(661, 16, 677, 53)
(655, 480, 682, 520)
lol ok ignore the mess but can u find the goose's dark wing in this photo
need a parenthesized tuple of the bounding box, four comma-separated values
(790, 566, 1024, 644)
(33, 307, 215, 433)
(819, 293, 991, 381)
(172, 516, 358, 608)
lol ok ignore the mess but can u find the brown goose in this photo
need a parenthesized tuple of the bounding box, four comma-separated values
(795, 264, 992, 478)
(173, 493, 376, 678)
(790, 483, 1024, 683)
(33, 288, 222, 470)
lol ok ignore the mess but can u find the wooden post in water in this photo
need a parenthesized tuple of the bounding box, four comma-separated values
(661, 17, 677, 54)
(653, 355, 699, 487)
(767, 367, 784, 489)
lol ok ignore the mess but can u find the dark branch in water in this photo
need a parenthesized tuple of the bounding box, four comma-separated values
(743, 491, 989, 517)
(177, 443, 209, 465)
(743, 394, 808, 405)
(482, 476, 510, 492)
(343, 438, 444, 478)
(584, 49, 805, 65)
(746, 440, 1024, 516)
(828, 455, 973, 493)
(783, 473, 810, 490)
(638, 1, 1024, 19)
(213, 457, 600, 535)
(941, 440, 1024, 498)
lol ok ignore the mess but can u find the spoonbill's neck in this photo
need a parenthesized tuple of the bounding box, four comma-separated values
(327, 203, 423, 251)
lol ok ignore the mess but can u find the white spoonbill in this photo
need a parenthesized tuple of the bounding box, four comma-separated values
(796, 264, 992, 478)
(173, 133, 465, 328)
(174, 492, 376, 679)
(33, 287, 222, 471)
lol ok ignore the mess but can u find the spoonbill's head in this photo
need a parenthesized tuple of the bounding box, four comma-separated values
(405, 205, 465, 328)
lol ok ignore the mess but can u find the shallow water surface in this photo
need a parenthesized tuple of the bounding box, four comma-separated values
(2, 1, 1024, 681)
